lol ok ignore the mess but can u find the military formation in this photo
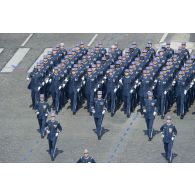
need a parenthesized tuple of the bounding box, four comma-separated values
(26, 40, 195, 162)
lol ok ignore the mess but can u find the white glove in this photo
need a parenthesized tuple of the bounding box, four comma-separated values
(38, 86, 41, 91)
(62, 83, 65, 87)
(164, 91, 167, 95)
(152, 86, 155, 89)
(65, 78, 68, 82)
(114, 88, 117, 93)
(36, 112, 39, 115)
(55, 133, 59, 137)
(81, 76, 84, 81)
(154, 79, 157, 83)
(92, 110, 95, 114)
(101, 80, 104, 84)
(59, 86, 62, 90)
(26, 77, 30, 81)
(102, 110, 105, 114)
(46, 130, 50, 134)
(193, 78, 195, 82)
(184, 90, 187, 95)
(49, 79, 52, 83)
(162, 134, 164, 138)
(94, 88, 97, 92)
(45, 78, 49, 83)
(153, 112, 156, 116)
(143, 109, 146, 113)
(77, 88, 80, 92)
(119, 79, 122, 84)
(130, 89, 133, 93)
(171, 137, 174, 141)
(83, 81, 86, 85)
(42, 82, 45, 86)
(135, 79, 139, 84)
(45, 113, 48, 117)
(134, 85, 137, 89)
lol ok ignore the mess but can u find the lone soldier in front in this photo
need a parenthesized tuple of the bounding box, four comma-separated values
(143, 91, 157, 141)
(77, 149, 96, 163)
(160, 115, 177, 163)
(91, 91, 106, 140)
(45, 112, 62, 161)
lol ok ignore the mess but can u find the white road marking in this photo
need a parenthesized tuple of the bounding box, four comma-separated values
(0, 48, 4, 54)
(20, 33, 33, 47)
(27, 48, 52, 73)
(1, 48, 30, 72)
(159, 33, 168, 43)
(87, 34, 98, 46)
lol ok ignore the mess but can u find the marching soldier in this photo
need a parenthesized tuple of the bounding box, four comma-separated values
(77, 149, 96, 163)
(143, 91, 157, 141)
(45, 112, 62, 161)
(35, 94, 51, 138)
(91, 91, 106, 140)
(160, 115, 177, 163)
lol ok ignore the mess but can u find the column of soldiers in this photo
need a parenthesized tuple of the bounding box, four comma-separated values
(27, 41, 195, 162)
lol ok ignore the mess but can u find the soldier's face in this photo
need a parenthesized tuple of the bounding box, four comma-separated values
(97, 94, 102, 99)
(84, 151, 89, 158)
(148, 96, 152, 100)
(182, 44, 186, 48)
(40, 97, 44, 102)
(167, 119, 171, 124)
(51, 116, 55, 122)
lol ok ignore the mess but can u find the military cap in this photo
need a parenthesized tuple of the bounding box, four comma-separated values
(166, 42, 170, 45)
(118, 56, 122, 60)
(160, 71, 164, 75)
(179, 71, 183, 75)
(47, 51, 52, 55)
(116, 60, 121, 65)
(52, 47, 57, 51)
(102, 56, 106, 61)
(50, 112, 56, 117)
(73, 64, 78, 68)
(96, 61, 101, 64)
(125, 48, 130, 53)
(97, 91, 102, 95)
(135, 58, 139, 61)
(91, 64, 96, 68)
(95, 44, 99, 48)
(110, 65, 115, 69)
(56, 44, 60, 48)
(132, 41, 137, 45)
(80, 41, 84, 45)
(43, 55, 47, 59)
(147, 91, 153, 96)
(131, 61, 136, 65)
(166, 115, 171, 120)
(145, 44, 150, 48)
(60, 42, 64, 47)
(142, 49, 147, 53)
(162, 67, 167, 71)
(181, 67, 186, 71)
(181, 42, 186, 45)
(158, 48, 164, 52)
(67, 51, 72, 55)
(129, 45, 134, 49)
(40, 94, 45, 98)
(37, 61, 41, 65)
(147, 41, 152, 44)
(54, 67, 58, 70)
(87, 68, 92, 72)
(98, 42, 102, 46)
(61, 59, 65, 63)
(125, 69, 129, 73)
(143, 70, 147, 74)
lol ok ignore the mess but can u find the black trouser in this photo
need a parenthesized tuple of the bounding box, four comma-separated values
(164, 141, 173, 161)
(145, 117, 154, 139)
(48, 137, 58, 158)
(94, 115, 104, 137)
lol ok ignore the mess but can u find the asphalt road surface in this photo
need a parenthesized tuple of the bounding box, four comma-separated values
(0, 33, 195, 163)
